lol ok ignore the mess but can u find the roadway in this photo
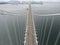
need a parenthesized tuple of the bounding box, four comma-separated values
(24, 3, 38, 45)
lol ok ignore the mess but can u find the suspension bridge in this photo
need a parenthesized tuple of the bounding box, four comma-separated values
(24, 3, 38, 45)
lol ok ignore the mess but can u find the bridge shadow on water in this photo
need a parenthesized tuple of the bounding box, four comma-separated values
(34, 15, 60, 45)
(0, 15, 26, 45)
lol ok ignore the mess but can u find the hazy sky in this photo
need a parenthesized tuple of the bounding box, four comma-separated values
(0, 0, 60, 2)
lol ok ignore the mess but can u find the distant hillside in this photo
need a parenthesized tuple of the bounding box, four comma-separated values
(8, 1, 20, 4)
(20, 1, 44, 4)
(0, 2, 8, 4)
(31, 1, 43, 4)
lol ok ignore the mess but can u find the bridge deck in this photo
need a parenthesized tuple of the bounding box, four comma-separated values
(24, 4, 38, 45)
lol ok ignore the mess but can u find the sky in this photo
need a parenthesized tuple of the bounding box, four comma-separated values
(0, 0, 60, 2)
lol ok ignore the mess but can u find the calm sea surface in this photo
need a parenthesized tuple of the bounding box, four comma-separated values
(0, 3, 60, 45)
(32, 3, 60, 45)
